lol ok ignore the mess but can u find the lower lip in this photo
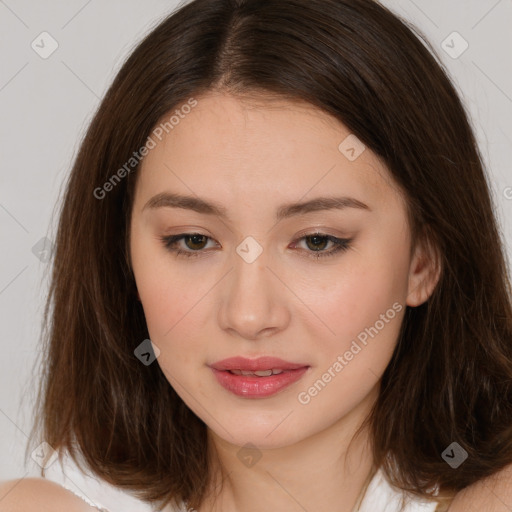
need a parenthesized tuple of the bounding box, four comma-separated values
(210, 367, 309, 398)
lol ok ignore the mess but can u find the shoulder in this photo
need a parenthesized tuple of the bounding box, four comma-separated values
(0, 478, 94, 512)
(449, 463, 512, 511)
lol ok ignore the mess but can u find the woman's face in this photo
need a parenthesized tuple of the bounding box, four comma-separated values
(130, 92, 436, 449)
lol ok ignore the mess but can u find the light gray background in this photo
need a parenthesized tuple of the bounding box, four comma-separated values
(0, 0, 511, 481)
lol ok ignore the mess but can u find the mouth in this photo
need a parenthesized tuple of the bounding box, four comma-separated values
(209, 356, 308, 372)
(209, 357, 310, 398)
(227, 368, 286, 376)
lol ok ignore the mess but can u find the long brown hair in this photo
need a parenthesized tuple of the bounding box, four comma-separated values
(28, 0, 512, 509)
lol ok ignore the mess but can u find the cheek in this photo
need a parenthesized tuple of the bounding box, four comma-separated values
(139, 275, 210, 356)
(296, 268, 405, 417)
(308, 260, 405, 345)
(130, 233, 198, 343)
(132, 261, 218, 380)
(299, 243, 409, 392)
(137, 276, 207, 383)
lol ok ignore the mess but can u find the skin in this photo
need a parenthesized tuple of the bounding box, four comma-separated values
(449, 466, 512, 512)
(129, 91, 440, 512)
(0, 478, 93, 511)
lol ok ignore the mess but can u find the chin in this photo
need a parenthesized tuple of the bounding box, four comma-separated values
(206, 412, 310, 450)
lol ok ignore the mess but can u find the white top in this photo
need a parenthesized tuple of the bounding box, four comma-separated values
(43, 453, 444, 511)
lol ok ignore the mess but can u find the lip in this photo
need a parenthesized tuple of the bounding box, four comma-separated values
(209, 356, 308, 372)
(209, 357, 310, 398)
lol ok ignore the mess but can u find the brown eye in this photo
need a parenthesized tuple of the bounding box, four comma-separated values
(292, 233, 352, 260)
(160, 233, 218, 259)
(304, 234, 330, 252)
(183, 234, 208, 250)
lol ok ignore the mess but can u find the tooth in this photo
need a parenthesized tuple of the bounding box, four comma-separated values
(254, 370, 273, 377)
(232, 369, 280, 377)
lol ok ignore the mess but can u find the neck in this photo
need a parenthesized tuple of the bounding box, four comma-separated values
(198, 385, 379, 512)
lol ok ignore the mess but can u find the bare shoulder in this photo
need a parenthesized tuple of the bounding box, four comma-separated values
(0, 477, 94, 512)
(449, 463, 512, 511)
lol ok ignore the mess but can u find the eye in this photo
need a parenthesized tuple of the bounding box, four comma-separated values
(160, 233, 218, 258)
(160, 232, 352, 260)
(290, 233, 352, 259)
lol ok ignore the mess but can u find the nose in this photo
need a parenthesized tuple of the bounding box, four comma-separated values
(217, 247, 291, 341)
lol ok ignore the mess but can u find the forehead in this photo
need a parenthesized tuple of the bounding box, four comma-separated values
(136, 92, 403, 212)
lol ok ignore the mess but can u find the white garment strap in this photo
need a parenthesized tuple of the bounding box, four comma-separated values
(60, 485, 111, 512)
(358, 468, 439, 512)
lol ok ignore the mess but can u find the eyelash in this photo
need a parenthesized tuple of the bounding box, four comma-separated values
(159, 232, 352, 260)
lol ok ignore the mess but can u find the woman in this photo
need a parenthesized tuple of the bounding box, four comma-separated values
(1, 0, 511, 510)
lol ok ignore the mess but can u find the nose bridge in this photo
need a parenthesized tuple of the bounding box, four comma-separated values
(217, 239, 289, 339)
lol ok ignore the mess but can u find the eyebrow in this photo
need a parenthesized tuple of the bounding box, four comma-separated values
(142, 192, 371, 221)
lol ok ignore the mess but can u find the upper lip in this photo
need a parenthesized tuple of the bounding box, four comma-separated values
(209, 356, 309, 371)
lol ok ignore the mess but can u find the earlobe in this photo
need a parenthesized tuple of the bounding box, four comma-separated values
(406, 236, 442, 308)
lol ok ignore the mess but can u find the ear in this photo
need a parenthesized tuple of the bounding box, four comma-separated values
(406, 234, 441, 307)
